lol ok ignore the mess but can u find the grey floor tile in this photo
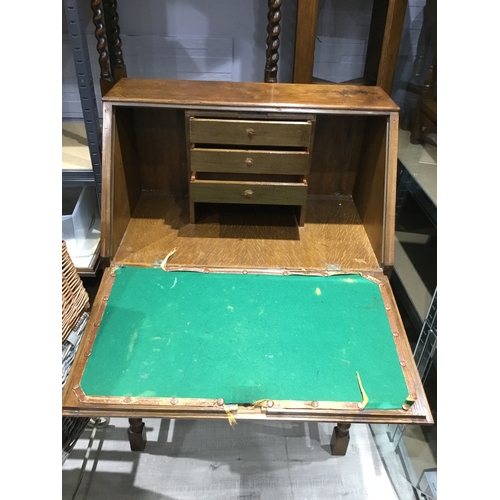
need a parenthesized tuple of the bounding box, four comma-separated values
(63, 418, 402, 500)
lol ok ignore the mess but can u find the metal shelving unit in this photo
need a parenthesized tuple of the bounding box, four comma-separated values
(63, 0, 102, 199)
(63, 0, 102, 277)
(392, 158, 437, 337)
(414, 289, 437, 382)
(378, 139, 437, 499)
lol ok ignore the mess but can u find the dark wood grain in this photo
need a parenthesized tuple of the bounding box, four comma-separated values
(103, 79, 399, 113)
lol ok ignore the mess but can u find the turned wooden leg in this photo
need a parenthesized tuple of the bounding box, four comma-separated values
(128, 418, 147, 451)
(330, 423, 351, 456)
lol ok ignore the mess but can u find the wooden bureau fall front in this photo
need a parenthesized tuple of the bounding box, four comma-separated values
(62, 79, 433, 455)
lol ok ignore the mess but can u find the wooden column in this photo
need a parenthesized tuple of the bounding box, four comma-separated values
(103, 0, 127, 82)
(293, 0, 407, 93)
(90, 0, 114, 95)
(264, 0, 282, 83)
(292, 0, 319, 83)
(364, 0, 408, 94)
(376, 0, 408, 94)
(91, 0, 127, 95)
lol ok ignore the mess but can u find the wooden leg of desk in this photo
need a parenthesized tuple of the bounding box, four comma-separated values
(128, 418, 147, 451)
(330, 423, 351, 456)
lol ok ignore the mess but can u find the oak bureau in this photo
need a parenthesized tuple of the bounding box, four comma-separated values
(62, 78, 433, 455)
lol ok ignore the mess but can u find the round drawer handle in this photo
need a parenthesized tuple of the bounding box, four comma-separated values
(245, 157, 253, 167)
(243, 189, 254, 198)
(246, 128, 254, 138)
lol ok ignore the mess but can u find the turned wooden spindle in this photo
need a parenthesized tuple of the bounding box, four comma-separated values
(264, 0, 282, 83)
(103, 0, 127, 81)
(90, 0, 114, 95)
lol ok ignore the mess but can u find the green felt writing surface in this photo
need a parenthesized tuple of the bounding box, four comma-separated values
(81, 267, 409, 409)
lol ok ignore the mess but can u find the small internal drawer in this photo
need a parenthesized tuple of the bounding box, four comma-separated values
(189, 117, 312, 147)
(190, 173, 308, 206)
(190, 149, 311, 175)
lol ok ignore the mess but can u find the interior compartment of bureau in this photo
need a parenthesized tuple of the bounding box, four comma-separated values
(106, 106, 392, 273)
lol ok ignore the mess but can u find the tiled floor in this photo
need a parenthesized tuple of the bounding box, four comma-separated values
(62, 122, 437, 500)
(62, 418, 417, 500)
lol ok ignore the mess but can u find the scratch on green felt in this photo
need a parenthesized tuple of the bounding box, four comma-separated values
(127, 330, 138, 360)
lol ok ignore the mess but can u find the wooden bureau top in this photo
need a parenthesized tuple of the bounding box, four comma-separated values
(103, 78, 399, 113)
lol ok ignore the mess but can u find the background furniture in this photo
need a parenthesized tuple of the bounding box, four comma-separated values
(410, 59, 436, 144)
(293, 0, 408, 94)
(399, 0, 437, 131)
(88, 0, 408, 94)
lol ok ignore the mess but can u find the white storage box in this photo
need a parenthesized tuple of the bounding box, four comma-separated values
(62, 186, 98, 255)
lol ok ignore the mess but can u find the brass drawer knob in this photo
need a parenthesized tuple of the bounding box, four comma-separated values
(243, 189, 254, 198)
(246, 128, 254, 138)
(245, 157, 253, 167)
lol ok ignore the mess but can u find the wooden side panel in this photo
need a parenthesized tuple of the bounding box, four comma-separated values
(100, 102, 113, 258)
(111, 107, 142, 256)
(383, 112, 399, 270)
(352, 116, 388, 267)
(132, 107, 188, 195)
(308, 115, 366, 196)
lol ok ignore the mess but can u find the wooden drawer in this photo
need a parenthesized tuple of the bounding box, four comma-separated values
(190, 173, 308, 206)
(190, 148, 311, 175)
(189, 117, 312, 147)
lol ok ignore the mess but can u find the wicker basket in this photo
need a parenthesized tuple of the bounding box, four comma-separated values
(62, 240, 91, 463)
(62, 241, 90, 342)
